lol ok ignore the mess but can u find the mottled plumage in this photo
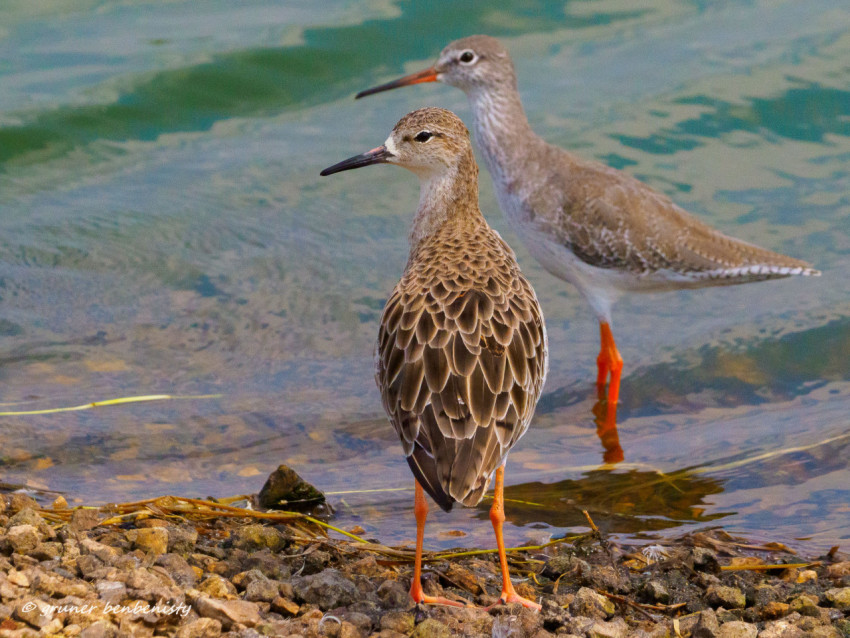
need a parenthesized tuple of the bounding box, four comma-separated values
(321, 107, 548, 609)
(378, 207, 546, 511)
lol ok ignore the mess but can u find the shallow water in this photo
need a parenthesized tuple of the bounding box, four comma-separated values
(1, 0, 849, 552)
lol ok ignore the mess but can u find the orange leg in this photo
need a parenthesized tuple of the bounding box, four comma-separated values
(409, 481, 465, 607)
(486, 466, 541, 611)
(596, 322, 624, 404)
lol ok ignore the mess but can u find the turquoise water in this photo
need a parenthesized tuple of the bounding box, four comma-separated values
(1, 0, 849, 551)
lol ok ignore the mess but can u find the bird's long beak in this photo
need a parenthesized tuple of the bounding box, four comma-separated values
(320, 145, 394, 176)
(356, 67, 439, 99)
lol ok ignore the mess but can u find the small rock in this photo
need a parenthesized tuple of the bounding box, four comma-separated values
(640, 579, 670, 604)
(271, 596, 300, 616)
(752, 585, 780, 606)
(292, 569, 358, 610)
(79, 537, 119, 563)
(77, 554, 108, 579)
(381, 611, 414, 634)
(31, 541, 63, 560)
(245, 577, 280, 602)
(9, 508, 51, 536)
(542, 554, 591, 579)
(588, 565, 624, 592)
(692, 609, 720, 638)
(759, 601, 790, 620)
(7, 493, 38, 514)
(79, 620, 118, 638)
(96, 580, 128, 604)
(167, 524, 199, 554)
(52, 496, 68, 509)
(788, 593, 820, 616)
(198, 574, 237, 598)
(586, 617, 628, 638)
(411, 618, 451, 638)
(376, 579, 409, 609)
(338, 621, 363, 638)
(707, 584, 746, 609)
(716, 620, 757, 638)
(7, 525, 40, 554)
(825, 562, 850, 579)
(231, 524, 287, 553)
(69, 509, 102, 533)
(191, 593, 261, 629)
(444, 562, 483, 595)
(569, 587, 615, 620)
(6, 569, 29, 588)
(796, 569, 818, 583)
(232, 568, 268, 590)
(822, 587, 850, 611)
(156, 553, 197, 588)
(692, 547, 721, 573)
(758, 619, 805, 638)
(257, 464, 327, 512)
(175, 617, 222, 638)
(13, 597, 54, 629)
(243, 547, 290, 579)
(133, 527, 168, 555)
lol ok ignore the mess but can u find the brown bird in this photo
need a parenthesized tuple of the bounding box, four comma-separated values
(356, 35, 819, 434)
(321, 107, 548, 609)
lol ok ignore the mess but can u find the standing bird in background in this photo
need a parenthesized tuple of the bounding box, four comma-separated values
(356, 35, 819, 448)
(321, 108, 548, 610)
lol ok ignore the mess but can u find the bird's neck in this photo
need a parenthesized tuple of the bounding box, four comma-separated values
(409, 149, 482, 248)
(468, 84, 535, 179)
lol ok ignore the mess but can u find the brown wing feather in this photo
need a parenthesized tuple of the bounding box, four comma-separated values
(527, 143, 817, 279)
(375, 221, 548, 511)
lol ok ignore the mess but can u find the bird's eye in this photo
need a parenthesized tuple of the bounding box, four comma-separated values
(414, 131, 433, 143)
(459, 50, 475, 64)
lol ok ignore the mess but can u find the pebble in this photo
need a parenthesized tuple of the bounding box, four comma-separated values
(692, 609, 720, 638)
(717, 620, 757, 638)
(586, 617, 628, 638)
(231, 524, 287, 553)
(376, 579, 409, 609)
(707, 584, 746, 609)
(190, 591, 262, 629)
(292, 569, 358, 610)
(132, 527, 169, 555)
(411, 618, 451, 638)
(69, 509, 102, 533)
(175, 617, 222, 638)
(198, 574, 237, 598)
(569, 587, 615, 620)
(244, 577, 280, 602)
(640, 579, 670, 604)
(271, 596, 300, 616)
(381, 610, 414, 634)
(692, 547, 721, 573)
(6, 525, 40, 554)
(822, 587, 850, 611)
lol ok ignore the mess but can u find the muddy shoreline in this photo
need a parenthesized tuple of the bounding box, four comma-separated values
(1, 487, 849, 638)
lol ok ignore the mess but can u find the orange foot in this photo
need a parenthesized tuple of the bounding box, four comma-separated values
(486, 590, 542, 611)
(410, 581, 467, 608)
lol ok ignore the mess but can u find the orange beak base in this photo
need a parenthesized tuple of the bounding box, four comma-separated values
(355, 67, 439, 99)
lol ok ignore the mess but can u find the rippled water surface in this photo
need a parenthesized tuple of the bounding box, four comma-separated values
(1, 0, 849, 551)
